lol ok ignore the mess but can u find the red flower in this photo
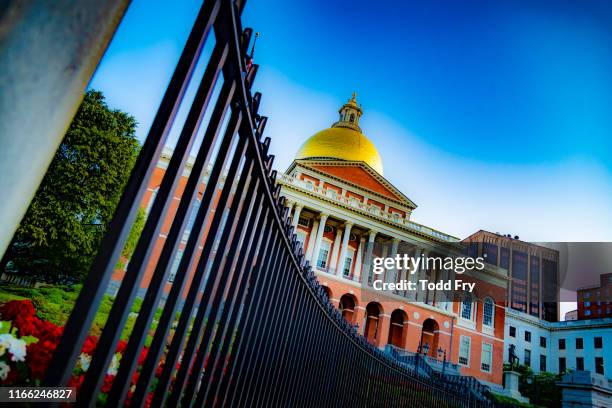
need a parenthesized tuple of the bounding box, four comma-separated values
(0, 300, 36, 321)
(38, 320, 63, 342)
(101, 374, 115, 393)
(116, 340, 127, 354)
(81, 335, 98, 355)
(131, 370, 140, 386)
(13, 314, 41, 337)
(145, 392, 154, 408)
(27, 339, 57, 380)
(67, 374, 84, 391)
(138, 347, 148, 366)
(125, 390, 134, 407)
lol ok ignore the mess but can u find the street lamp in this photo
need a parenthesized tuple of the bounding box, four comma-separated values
(423, 342, 430, 357)
(437, 347, 447, 375)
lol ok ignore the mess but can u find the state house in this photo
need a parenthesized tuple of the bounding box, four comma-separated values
(111, 93, 560, 388)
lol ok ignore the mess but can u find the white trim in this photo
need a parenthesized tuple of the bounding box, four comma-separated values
(455, 325, 504, 343)
(480, 342, 493, 373)
(458, 335, 471, 367)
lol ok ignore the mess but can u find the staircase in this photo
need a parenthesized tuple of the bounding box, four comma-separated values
(385, 345, 495, 405)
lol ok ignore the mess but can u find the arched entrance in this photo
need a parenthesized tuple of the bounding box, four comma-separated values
(388, 309, 408, 348)
(339, 294, 357, 324)
(364, 302, 382, 345)
(420, 318, 439, 357)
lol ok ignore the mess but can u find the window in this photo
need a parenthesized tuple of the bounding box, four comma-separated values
(500, 247, 509, 269)
(349, 113, 355, 123)
(559, 339, 566, 350)
(483, 243, 498, 265)
(168, 250, 184, 283)
(325, 189, 338, 199)
(559, 357, 566, 373)
(524, 349, 531, 367)
(509, 326, 516, 337)
(461, 293, 473, 320)
(584, 292, 591, 299)
(576, 338, 583, 349)
(483, 297, 494, 327)
(540, 337, 546, 348)
(459, 336, 471, 366)
(540, 355, 547, 372)
(304, 180, 315, 191)
(576, 357, 584, 371)
(182, 199, 201, 241)
(343, 250, 355, 277)
(595, 357, 604, 375)
(585, 301, 591, 307)
(297, 217, 311, 227)
(316, 241, 331, 270)
(481, 343, 493, 372)
(595, 337, 603, 349)
(585, 310, 592, 316)
(525, 331, 531, 342)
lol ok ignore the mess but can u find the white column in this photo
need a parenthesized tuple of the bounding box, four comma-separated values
(353, 236, 366, 282)
(304, 219, 319, 262)
(337, 222, 353, 277)
(380, 242, 389, 282)
(286, 201, 294, 223)
(417, 249, 429, 302)
(389, 238, 400, 290)
(310, 213, 329, 267)
(291, 203, 303, 228)
(363, 230, 377, 284)
(328, 227, 343, 275)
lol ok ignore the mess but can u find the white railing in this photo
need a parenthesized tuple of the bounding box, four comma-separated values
(278, 174, 455, 242)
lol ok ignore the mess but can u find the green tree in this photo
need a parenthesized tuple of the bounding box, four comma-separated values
(1, 90, 140, 283)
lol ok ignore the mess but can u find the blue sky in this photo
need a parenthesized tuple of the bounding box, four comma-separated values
(90, 0, 612, 244)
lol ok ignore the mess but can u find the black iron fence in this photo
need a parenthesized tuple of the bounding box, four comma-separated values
(41, 0, 499, 406)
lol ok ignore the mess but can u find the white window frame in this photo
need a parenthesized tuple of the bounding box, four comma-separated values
(459, 294, 476, 329)
(168, 249, 184, 283)
(481, 342, 493, 373)
(316, 240, 331, 270)
(343, 248, 356, 277)
(459, 336, 471, 367)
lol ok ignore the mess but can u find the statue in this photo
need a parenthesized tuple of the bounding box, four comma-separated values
(508, 344, 519, 370)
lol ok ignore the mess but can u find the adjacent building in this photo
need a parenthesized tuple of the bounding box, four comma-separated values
(504, 308, 612, 378)
(464, 231, 560, 322)
(577, 273, 612, 320)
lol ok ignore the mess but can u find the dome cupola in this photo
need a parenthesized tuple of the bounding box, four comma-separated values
(294, 93, 384, 175)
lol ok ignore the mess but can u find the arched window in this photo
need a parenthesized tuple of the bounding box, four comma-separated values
(461, 293, 473, 320)
(483, 297, 495, 327)
(349, 113, 355, 123)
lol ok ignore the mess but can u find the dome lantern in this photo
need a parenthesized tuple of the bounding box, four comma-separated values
(332, 92, 363, 132)
(294, 93, 384, 175)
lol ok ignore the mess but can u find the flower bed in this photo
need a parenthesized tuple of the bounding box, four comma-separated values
(0, 299, 157, 406)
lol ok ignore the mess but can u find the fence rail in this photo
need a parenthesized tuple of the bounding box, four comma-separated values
(41, 0, 498, 406)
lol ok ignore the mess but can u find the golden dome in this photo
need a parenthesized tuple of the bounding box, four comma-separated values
(295, 93, 384, 175)
(295, 127, 384, 174)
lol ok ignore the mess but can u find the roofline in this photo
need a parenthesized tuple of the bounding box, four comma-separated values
(288, 159, 418, 210)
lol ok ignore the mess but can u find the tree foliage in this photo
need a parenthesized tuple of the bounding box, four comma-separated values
(504, 363, 563, 407)
(1, 90, 140, 282)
